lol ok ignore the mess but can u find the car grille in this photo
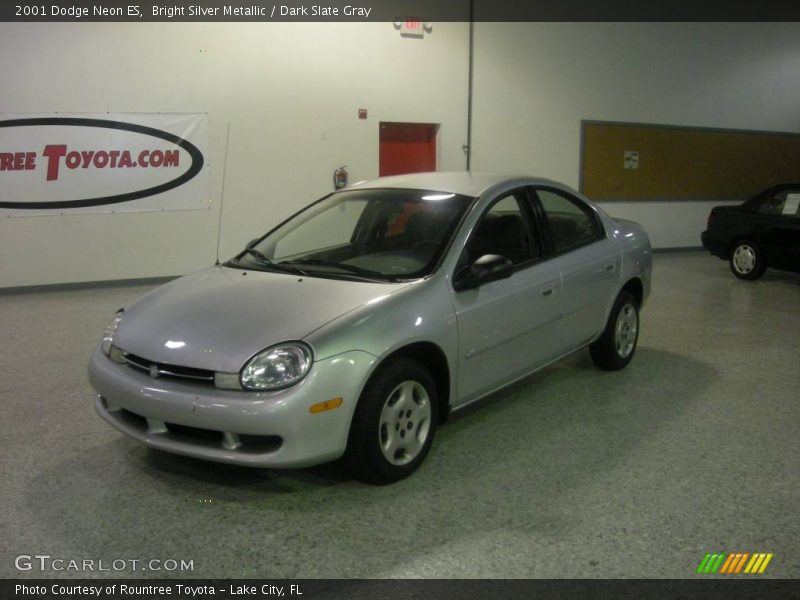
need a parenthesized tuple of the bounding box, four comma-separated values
(122, 352, 215, 384)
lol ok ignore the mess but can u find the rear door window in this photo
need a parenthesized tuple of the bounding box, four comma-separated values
(758, 190, 800, 218)
(534, 188, 604, 254)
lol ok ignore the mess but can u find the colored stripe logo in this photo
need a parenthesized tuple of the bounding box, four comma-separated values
(696, 552, 773, 574)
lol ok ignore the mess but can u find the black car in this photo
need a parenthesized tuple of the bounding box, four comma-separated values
(702, 184, 800, 280)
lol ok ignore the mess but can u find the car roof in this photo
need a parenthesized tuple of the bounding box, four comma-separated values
(767, 182, 800, 191)
(745, 182, 800, 202)
(348, 171, 567, 198)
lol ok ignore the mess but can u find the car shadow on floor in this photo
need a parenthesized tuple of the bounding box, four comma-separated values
(757, 269, 800, 285)
(134, 345, 694, 491)
(18, 346, 717, 578)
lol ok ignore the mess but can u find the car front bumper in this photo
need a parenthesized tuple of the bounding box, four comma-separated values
(88, 346, 376, 468)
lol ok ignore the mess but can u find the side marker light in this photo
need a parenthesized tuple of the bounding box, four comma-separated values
(309, 397, 344, 414)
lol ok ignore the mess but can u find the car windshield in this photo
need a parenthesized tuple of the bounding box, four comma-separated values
(228, 188, 474, 281)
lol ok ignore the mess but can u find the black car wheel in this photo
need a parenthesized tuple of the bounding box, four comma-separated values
(729, 239, 766, 280)
(346, 358, 438, 484)
(590, 290, 640, 371)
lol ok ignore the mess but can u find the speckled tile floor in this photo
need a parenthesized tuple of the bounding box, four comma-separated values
(1, 252, 798, 579)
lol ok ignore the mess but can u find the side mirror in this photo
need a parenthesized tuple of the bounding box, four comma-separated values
(453, 254, 514, 292)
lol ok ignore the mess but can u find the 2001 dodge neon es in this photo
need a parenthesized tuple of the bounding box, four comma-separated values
(89, 172, 652, 484)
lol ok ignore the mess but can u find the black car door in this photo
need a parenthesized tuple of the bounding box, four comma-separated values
(753, 189, 800, 270)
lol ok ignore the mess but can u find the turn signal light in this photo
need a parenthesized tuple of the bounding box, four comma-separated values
(309, 397, 343, 414)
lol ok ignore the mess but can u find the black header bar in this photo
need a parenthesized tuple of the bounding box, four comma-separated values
(3, 0, 800, 22)
(4, 579, 800, 600)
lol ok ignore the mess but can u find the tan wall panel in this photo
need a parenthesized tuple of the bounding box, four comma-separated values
(582, 122, 800, 200)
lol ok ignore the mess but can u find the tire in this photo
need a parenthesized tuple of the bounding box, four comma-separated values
(346, 358, 438, 484)
(590, 290, 640, 371)
(729, 239, 766, 280)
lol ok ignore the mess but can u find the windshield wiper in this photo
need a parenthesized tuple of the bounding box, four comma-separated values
(242, 247, 273, 264)
(239, 248, 307, 275)
(279, 258, 392, 281)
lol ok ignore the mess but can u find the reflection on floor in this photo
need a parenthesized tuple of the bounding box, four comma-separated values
(0, 252, 798, 578)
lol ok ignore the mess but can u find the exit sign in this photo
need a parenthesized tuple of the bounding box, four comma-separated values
(394, 19, 432, 38)
(400, 19, 422, 35)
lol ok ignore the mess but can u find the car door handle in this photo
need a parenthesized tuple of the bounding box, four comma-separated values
(604, 262, 616, 272)
(541, 283, 557, 297)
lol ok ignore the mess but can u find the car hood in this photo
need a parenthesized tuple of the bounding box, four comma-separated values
(113, 266, 410, 372)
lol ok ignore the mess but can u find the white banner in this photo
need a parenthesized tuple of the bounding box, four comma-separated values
(0, 113, 209, 216)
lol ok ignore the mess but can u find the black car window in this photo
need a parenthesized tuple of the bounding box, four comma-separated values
(758, 190, 800, 218)
(535, 188, 604, 254)
(784, 193, 800, 218)
(462, 189, 538, 266)
(758, 191, 787, 216)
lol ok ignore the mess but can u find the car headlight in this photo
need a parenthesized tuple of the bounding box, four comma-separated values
(240, 343, 313, 391)
(101, 311, 124, 355)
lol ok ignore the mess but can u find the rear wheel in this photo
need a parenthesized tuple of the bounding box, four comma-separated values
(346, 358, 438, 484)
(729, 239, 765, 280)
(590, 290, 640, 371)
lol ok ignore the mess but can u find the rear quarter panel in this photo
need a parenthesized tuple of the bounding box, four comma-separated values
(608, 215, 653, 307)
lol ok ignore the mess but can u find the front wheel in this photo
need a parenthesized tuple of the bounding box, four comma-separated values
(729, 239, 765, 280)
(346, 358, 438, 484)
(590, 290, 640, 371)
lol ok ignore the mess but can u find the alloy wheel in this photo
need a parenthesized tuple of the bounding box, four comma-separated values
(614, 303, 638, 359)
(732, 244, 756, 274)
(378, 380, 432, 466)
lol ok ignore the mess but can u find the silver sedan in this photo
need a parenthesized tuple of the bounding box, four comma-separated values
(89, 172, 652, 484)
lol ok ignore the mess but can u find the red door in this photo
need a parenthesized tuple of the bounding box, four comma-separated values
(379, 122, 438, 177)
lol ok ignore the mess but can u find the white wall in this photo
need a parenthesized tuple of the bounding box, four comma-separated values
(4, 22, 800, 288)
(471, 22, 800, 248)
(0, 23, 469, 288)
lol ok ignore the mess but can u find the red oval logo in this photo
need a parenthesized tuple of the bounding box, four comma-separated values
(0, 117, 205, 210)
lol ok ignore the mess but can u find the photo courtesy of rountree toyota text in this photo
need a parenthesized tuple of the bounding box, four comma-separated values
(1, 0, 799, 599)
(15, 583, 304, 596)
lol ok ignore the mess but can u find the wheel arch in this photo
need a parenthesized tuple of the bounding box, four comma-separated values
(727, 235, 761, 258)
(620, 277, 644, 307)
(367, 342, 451, 424)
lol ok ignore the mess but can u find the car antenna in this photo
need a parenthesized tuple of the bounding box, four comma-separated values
(215, 121, 232, 266)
